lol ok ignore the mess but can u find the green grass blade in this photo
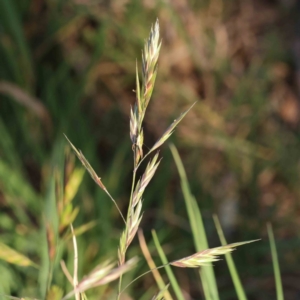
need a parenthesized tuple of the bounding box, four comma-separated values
(267, 223, 284, 300)
(152, 284, 170, 300)
(39, 138, 65, 298)
(0, 160, 40, 222)
(190, 195, 215, 300)
(213, 215, 247, 300)
(0, 0, 33, 86)
(38, 222, 50, 299)
(151, 230, 184, 300)
(0, 117, 23, 172)
(0, 242, 38, 268)
(170, 144, 219, 300)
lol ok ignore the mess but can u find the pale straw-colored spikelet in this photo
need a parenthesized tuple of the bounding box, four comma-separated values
(118, 154, 160, 265)
(118, 153, 160, 265)
(61, 226, 138, 299)
(118, 200, 143, 265)
(118, 230, 127, 265)
(62, 257, 138, 299)
(64, 134, 126, 223)
(170, 240, 259, 268)
(135, 128, 144, 162)
(141, 19, 161, 112)
(132, 152, 160, 206)
(127, 201, 143, 247)
(149, 103, 196, 155)
(130, 106, 138, 144)
(64, 134, 106, 191)
(130, 19, 161, 165)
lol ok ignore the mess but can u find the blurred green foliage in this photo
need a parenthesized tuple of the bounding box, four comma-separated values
(0, 0, 300, 299)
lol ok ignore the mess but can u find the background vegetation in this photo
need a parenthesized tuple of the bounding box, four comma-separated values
(0, 0, 300, 299)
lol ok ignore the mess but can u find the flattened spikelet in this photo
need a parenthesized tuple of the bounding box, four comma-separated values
(170, 240, 259, 268)
(132, 153, 160, 206)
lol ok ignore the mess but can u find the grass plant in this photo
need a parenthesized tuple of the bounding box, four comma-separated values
(267, 223, 284, 300)
(62, 19, 256, 300)
(0, 4, 291, 298)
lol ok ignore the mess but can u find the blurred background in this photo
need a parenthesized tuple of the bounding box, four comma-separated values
(1, 0, 300, 299)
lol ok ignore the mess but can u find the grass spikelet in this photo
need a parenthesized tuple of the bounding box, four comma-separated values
(170, 240, 259, 268)
(130, 19, 161, 166)
(118, 201, 143, 266)
(64, 134, 106, 191)
(132, 152, 160, 206)
(64, 134, 125, 223)
(127, 201, 143, 248)
(142, 19, 161, 112)
(135, 61, 142, 115)
(130, 106, 138, 144)
(118, 230, 127, 266)
(136, 128, 144, 161)
(62, 257, 138, 299)
(118, 153, 160, 265)
(149, 102, 196, 155)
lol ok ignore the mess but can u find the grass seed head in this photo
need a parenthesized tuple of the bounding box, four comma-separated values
(170, 240, 259, 268)
(63, 258, 138, 299)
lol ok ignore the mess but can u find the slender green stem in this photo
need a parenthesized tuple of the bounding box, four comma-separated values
(267, 223, 284, 300)
(105, 189, 126, 224)
(152, 230, 185, 300)
(117, 150, 138, 299)
(47, 261, 53, 292)
(213, 215, 247, 300)
(120, 264, 170, 295)
(117, 268, 123, 299)
(126, 152, 138, 222)
(134, 150, 151, 171)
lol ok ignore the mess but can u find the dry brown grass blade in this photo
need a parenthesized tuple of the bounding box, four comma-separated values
(70, 225, 80, 300)
(138, 230, 173, 300)
(60, 260, 73, 285)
